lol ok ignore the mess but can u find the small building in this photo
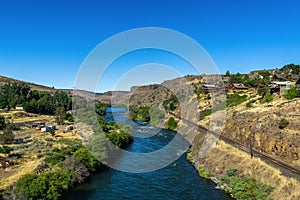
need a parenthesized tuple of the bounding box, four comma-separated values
(270, 81, 294, 95)
(291, 74, 299, 81)
(223, 84, 232, 92)
(203, 84, 220, 94)
(232, 83, 248, 92)
(31, 121, 46, 129)
(15, 104, 23, 111)
(273, 74, 287, 81)
(66, 125, 74, 131)
(48, 125, 56, 130)
(14, 138, 24, 144)
(41, 126, 51, 132)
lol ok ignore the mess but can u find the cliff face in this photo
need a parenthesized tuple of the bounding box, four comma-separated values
(220, 98, 300, 167)
(197, 96, 300, 168)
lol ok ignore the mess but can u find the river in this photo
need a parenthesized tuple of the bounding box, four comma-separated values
(67, 108, 231, 200)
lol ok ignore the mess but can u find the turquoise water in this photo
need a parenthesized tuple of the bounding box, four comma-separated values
(66, 108, 231, 200)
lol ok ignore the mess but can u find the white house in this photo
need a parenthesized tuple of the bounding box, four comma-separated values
(270, 81, 294, 95)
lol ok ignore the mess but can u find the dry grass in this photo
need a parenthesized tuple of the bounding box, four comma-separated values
(199, 140, 300, 200)
(1, 111, 53, 125)
(0, 159, 41, 189)
(0, 111, 81, 190)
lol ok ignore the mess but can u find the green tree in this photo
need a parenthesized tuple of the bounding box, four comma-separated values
(0, 145, 14, 155)
(0, 83, 17, 110)
(0, 123, 15, 144)
(257, 78, 271, 99)
(73, 147, 100, 171)
(55, 107, 66, 125)
(260, 90, 273, 103)
(284, 85, 299, 99)
(54, 91, 71, 110)
(229, 73, 243, 84)
(258, 71, 271, 79)
(15, 169, 71, 200)
(86, 134, 108, 164)
(280, 63, 300, 75)
(165, 117, 178, 131)
(0, 115, 6, 130)
(63, 156, 90, 184)
(279, 118, 289, 129)
(225, 70, 230, 77)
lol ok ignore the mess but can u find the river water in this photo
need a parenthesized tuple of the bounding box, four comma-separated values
(67, 108, 231, 200)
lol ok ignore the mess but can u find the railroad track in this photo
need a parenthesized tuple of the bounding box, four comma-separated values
(169, 112, 300, 179)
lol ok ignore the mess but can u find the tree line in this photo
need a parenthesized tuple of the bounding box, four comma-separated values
(0, 82, 72, 115)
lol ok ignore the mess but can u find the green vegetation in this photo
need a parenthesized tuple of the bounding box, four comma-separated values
(165, 117, 178, 131)
(199, 109, 212, 120)
(226, 93, 248, 107)
(199, 94, 247, 120)
(246, 99, 256, 108)
(284, 85, 299, 99)
(107, 129, 133, 148)
(0, 82, 73, 118)
(0, 145, 13, 155)
(279, 63, 300, 75)
(198, 165, 213, 179)
(226, 168, 238, 177)
(0, 96, 133, 199)
(279, 118, 289, 129)
(229, 73, 243, 84)
(163, 95, 179, 111)
(220, 170, 274, 200)
(260, 91, 273, 103)
(149, 104, 165, 127)
(73, 147, 100, 171)
(0, 82, 30, 111)
(0, 123, 15, 144)
(15, 169, 71, 200)
(8, 138, 102, 200)
(0, 115, 6, 130)
(129, 106, 150, 122)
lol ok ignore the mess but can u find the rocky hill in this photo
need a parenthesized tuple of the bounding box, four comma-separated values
(200, 97, 300, 168)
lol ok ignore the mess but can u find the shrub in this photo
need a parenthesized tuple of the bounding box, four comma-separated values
(226, 168, 238, 177)
(44, 152, 65, 165)
(0, 145, 13, 155)
(260, 91, 273, 103)
(15, 169, 71, 200)
(73, 147, 100, 171)
(0, 124, 15, 144)
(65, 112, 74, 122)
(199, 109, 212, 120)
(279, 118, 289, 129)
(165, 117, 178, 131)
(284, 86, 299, 99)
(221, 175, 274, 200)
(227, 94, 248, 107)
(246, 99, 256, 108)
(63, 156, 90, 184)
(198, 165, 213, 179)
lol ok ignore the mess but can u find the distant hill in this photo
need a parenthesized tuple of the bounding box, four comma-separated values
(0, 75, 130, 104)
(0, 75, 56, 92)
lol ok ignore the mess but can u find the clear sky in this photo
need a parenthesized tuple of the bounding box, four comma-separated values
(0, 0, 300, 92)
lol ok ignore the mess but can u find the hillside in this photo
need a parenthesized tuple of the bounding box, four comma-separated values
(0, 75, 56, 93)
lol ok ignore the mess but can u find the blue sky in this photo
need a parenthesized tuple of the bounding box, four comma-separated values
(0, 0, 300, 92)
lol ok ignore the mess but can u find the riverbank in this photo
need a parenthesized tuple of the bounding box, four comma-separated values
(188, 139, 300, 200)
